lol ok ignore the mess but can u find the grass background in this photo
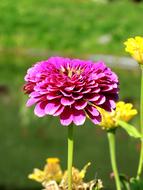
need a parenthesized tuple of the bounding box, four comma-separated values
(0, 0, 143, 189)
(0, 0, 143, 55)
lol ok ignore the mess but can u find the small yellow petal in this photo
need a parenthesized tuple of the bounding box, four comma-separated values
(28, 168, 45, 183)
(79, 162, 91, 179)
(46, 158, 60, 164)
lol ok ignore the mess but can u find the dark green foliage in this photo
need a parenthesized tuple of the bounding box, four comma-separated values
(130, 178, 143, 190)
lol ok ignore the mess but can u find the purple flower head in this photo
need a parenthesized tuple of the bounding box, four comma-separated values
(24, 56, 119, 126)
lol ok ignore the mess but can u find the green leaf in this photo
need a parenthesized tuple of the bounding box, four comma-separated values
(130, 178, 143, 190)
(119, 173, 131, 190)
(118, 120, 141, 139)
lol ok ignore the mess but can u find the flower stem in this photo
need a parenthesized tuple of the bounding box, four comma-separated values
(68, 124, 74, 190)
(107, 130, 121, 190)
(136, 65, 143, 179)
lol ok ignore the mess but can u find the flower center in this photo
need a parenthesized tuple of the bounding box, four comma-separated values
(60, 65, 83, 78)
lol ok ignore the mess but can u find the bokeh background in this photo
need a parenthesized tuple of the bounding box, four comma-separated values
(0, 0, 143, 189)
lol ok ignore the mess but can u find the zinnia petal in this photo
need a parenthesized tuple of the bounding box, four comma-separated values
(61, 97, 75, 106)
(85, 105, 100, 117)
(90, 114, 102, 125)
(74, 100, 87, 110)
(34, 102, 47, 117)
(60, 107, 73, 126)
(72, 108, 86, 126)
(53, 106, 64, 116)
(26, 98, 38, 107)
(45, 101, 61, 115)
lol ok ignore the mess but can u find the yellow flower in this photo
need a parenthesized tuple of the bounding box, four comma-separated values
(60, 162, 91, 188)
(44, 157, 63, 182)
(124, 36, 143, 64)
(28, 168, 45, 182)
(28, 160, 103, 190)
(28, 157, 63, 183)
(99, 101, 137, 130)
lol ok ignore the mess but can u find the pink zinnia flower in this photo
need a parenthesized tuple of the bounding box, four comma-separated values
(24, 57, 119, 126)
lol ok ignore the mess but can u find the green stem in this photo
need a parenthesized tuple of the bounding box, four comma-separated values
(107, 130, 121, 190)
(68, 124, 74, 190)
(137, 140, 143, 179)
(136, 65, 143, 179)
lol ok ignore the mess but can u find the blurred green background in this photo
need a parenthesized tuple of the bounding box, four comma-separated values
(0, 0, 143, 189)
